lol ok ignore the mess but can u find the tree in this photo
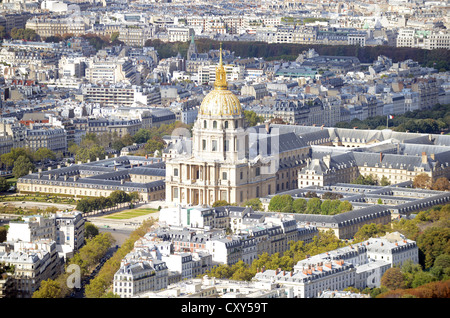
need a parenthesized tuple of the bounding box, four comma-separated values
(12, 155, 34, 178)
(0, 177, 9, 192)
(380, 175, 390, 186)
(268, 195, 293, 212)
(338, 200, 353, 213)
(110, 32, 120, 43)
(85, 222, 99, 239)
(381, 267, 405, 290)
(212, 200, 229, 207)
(292, 198, 307, 213)
(109, 190, 131, 205)
(1, 148, 34, 168)
(133, 128, 152, 143)
(243, 110, 264, 127)
(0, 226, 7, 243)
(144, 139, 165, 156)
(0, 25, 6, 39)
(416, 226, 450, 269)
(243, 198, 262, 211)
(431, 177, 450, 191)
(32, 279, 61, 298)
(322, 192, 343, 200)
(413, 173, 431, 189)
(354, 223, 389, 242)
(305, 197, 322, 214)
(352, 174, 378, 185)
(33, 148, 56, 162)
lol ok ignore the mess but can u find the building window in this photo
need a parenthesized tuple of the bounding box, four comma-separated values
(213, 121, 217, 129)
(212, 140, 217, 151)
(173, 188, 179, 199)
(202, 139, 206, 150)
(224, 121, 229, 129)
(224, 140, 229, 151)
(174, 168, 179, 176)
(222, 172, 227, 180)
(204, 120, 207, 129)
(256, 167, 260, 176)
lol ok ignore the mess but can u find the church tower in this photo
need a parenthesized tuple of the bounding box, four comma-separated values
(192, 45, 246, 163)
(187, 33, 198, 60)
(165, 45, 276, 207)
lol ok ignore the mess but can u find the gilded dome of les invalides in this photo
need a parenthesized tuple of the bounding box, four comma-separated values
(198, 46, 242, 117)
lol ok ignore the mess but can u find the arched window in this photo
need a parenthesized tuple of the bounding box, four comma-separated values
(203, 120, 207, 128)
(224, 121, 229, 129)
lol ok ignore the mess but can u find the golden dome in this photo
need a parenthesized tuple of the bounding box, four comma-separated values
(198, 44, 242, 117)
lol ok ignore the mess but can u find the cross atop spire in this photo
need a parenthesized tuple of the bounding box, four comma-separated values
(214, 42, 227, 90)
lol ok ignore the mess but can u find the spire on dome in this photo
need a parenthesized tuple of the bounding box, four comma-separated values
(214, 43, 227, 90)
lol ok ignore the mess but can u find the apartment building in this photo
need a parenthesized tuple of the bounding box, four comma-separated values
(0, 240, 63, 298)
(113, 260, 169, 298)
(7, 211, 85, 259)
(81, 85, 161, 107)
(167, 26, 194, 42)
(25, 17, 86, 38)
(25, 125, 67, 154)
(118, 25, 153, 47)
(397, 28, 450, 49)
(85, 55, 140, 85)
(254, 232, 418, 297)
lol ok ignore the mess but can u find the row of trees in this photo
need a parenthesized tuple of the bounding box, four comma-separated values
(352, 174, 391, 186)
(32, 230, 115, 298)
(83, 218, 157, 298)
(336, 103, 450, 134)
(0, 147, 58, 178)
(75, 190, 139, 214)
(413, 173, 450, 191)
(267, 194, 353, 215)
(203, 230, 348, 281)
(145, 38, 450, 72)
(0, 26, 39, 41)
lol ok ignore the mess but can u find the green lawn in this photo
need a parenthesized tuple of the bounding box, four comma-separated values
(104, 208, 158, 220)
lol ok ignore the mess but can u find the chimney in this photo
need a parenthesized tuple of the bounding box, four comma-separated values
(38, 172, 42, 179)
(48, 166, 52, 171)
(64, 175, 68, 181)
(380, 152, 383, 163)
(422, 152, 427, 164)
(48, 174, 52, 180)
(265, 121, 270, 133)
(430, 153, 435, 160)
(323, 155, 331, 169)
